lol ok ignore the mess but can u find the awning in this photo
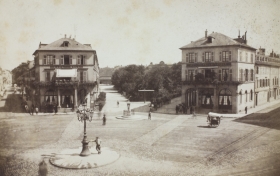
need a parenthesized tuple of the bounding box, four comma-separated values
(56, 69, 77, 77)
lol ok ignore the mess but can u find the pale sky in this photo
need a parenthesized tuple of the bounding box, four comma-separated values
(0, 0, 279, 70)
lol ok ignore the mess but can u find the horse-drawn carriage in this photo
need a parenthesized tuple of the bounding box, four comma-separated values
(207, 112, 222, 127)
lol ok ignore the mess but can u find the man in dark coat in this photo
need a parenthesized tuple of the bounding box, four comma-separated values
(102, 114, 106, 125)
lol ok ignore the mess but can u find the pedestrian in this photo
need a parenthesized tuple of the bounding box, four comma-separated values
(117, 101, 119, 107)
(175, 105, 179, 114)
(31, 104, 35, 115)
(245, 106, 247, 114)
(54, 104, 58, 114)
(190, 106, 193, 114)
(148, 111, 151, 120)
(92, 137, 102, 154)
(25, 104, 29, 114)
(102, 114, 106, 125)
(35, 105, 39, 115)
(192, 107, 196, 118)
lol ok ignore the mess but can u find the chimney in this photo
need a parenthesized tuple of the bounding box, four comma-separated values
(238, 30, 240, 38)
(205, 29, 208, 39)
(245, 31, 247, 44)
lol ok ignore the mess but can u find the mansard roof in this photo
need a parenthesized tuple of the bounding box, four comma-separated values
(180, 32, 256, 50)
(33, 38, 95, 55)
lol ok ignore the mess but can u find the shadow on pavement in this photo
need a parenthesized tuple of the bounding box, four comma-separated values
(197, 125, 210, 128)
(234, 106, 280, 130)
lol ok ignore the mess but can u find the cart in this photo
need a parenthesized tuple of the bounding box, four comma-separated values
(207, 112, 222, 127)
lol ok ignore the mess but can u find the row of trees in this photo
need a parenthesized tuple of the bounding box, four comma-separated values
(111, 62, 182, 101)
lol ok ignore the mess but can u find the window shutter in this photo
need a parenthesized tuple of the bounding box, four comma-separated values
(229, 51, 231, 61)
(211, 52, 214, 62)
(84, 56, 87, 65)
(70, 58, 72, 65)
(195, 53, 197, 63)
(219, 52, 222, 61)
(219, 70, 221, 81)
(229, 69, 232, 81)
(83, 71, 87, 82)
(78, 58, 81, 65)
(53, 58, 56, 65)
(186, 53, 189, 63)
(185, 70, 188, 81)
(43, 58, 46, 65)
(202, 52, 205, 62)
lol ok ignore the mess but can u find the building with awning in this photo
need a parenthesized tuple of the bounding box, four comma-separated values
(32, 35, 99, 112)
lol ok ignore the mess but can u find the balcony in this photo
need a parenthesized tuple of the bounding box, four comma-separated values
(186, 61, 231, 67)
(32, 80, 97, 88)
(182, 80, 246, 86)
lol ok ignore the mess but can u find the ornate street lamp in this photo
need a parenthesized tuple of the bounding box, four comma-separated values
(76, 104, 94, 156)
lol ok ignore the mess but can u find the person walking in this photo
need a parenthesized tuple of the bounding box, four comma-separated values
(190, 106, 193, 114)
(102, 114, 106, 125)
(54, 104, 58, 114)
(192, 107, 196, 119)
(35, 105, 39, 115)
(92, 137, 102, 154)
(245, 106, 247, 114)
(175, 105, 179, 114)
(148, 111, 151, 120)
(31, 104, 35, 115)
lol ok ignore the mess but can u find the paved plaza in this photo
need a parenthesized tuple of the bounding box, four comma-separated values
(0, 85, 280, 175)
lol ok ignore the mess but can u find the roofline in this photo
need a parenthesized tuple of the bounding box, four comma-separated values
(179, 44, 257, 51)
(33, 49, 96, 56)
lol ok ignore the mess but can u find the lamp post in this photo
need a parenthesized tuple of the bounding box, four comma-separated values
(76, 104, 94, 156)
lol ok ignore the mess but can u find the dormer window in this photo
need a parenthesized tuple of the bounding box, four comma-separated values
(63, 41, 69, 47)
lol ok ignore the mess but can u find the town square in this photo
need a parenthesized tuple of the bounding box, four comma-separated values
(0, 0, 280, 175)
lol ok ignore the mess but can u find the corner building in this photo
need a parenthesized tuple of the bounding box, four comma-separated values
(32, 37, 99, 112)
(180, 31, 256, 113)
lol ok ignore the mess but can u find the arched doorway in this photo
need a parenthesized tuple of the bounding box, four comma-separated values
(185, 88, 196, 107)
(219, 88, 232, 110)
(61, 89, 73, 108)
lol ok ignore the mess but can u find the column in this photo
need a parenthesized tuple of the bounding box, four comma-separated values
(213, 88, 218, 112)
(74, 88, 78, 108)
(58, 89, 61, 108)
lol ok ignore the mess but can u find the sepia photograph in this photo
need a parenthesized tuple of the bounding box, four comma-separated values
(0, 0, 280, 175)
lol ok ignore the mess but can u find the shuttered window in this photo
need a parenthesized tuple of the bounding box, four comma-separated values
(211, 52, 214, 62)
(186, 53, 189, 63)
(195, 53, 197, 63)
(219, 70, 221, 81)
(83, 71, 87, 82)
(229, 69, 232, 81)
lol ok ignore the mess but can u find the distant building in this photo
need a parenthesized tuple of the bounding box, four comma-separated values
(255, 48, 280, 106)
(146, 61, 172, 70)
(32, 36, 99, 112)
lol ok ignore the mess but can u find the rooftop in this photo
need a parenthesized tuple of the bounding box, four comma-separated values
(33, 37, 95, 55)
(180, 32, 256, 50)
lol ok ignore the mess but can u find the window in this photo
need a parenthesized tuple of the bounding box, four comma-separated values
(239, 69, 244, 81)
(250, 90, 253, 101)
(45, 72, 50, 81)
(251, 54, 253, 63)
(60, 56, 64, 65)
(187, 70, 196, 81)
(239, 91, 242, 104)
(256, 67, 259, 74)
(246, 53, 248, 62)
(245, 90, 248, 102)
(250, 69, 254, 81)
(245, 69, 249, 81)
(219, 89, 232, 109)
(220, 51, 231, 62)
(64, 55, 70, 65)
(203, 52, 213, 62)
(78, 71, 87, 82)
(222, 69, 229, 81)
(63, 41, 69, 47)
(189, 53, 195, 63)
(239, 51, 242, 61)
(78, 55, 86, 65)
